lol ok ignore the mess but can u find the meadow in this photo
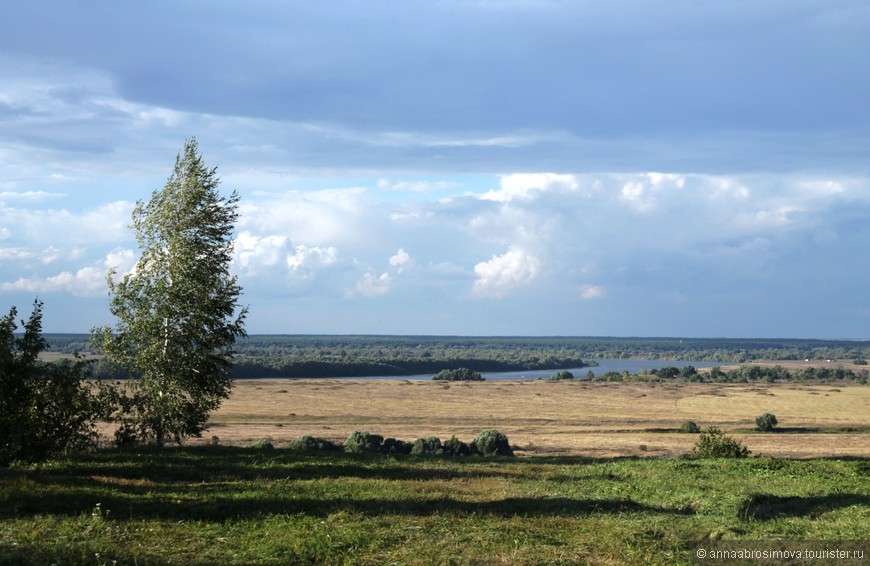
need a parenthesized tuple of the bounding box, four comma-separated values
(3, 378, 869, 564)
(206, 379, 870, 459)
(2, 446, 869, 565)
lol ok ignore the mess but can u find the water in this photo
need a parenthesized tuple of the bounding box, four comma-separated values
(266, 359, 722, 381)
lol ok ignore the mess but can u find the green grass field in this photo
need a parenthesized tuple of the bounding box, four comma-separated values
(2, 446, 868, 565)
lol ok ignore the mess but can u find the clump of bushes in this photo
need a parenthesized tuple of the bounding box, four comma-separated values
(343, 431, 384, 453)
(689, 427, 750, 458)
(248, 439, 274, 450)
(433, 368, 485, 381)
(443, 435, 472, 456)
(411, 436, 443, 455)
(472, 429, 514, 457)
(286, 435, 340, 451)
(548, 370, 575, 381)
(382, 438, 413, 454)
(679, 421, 701, 433)
(337, 430, 512, 457)
(755, 413, 778, 432)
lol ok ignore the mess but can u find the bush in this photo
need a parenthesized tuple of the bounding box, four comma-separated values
(286, 435, 340, 451)
(248, 439, 274, 449)
(755, 413, 778, 432)
(690, 427, 750, 458)
(344, 431, 384, 453)
(1, 301, 113, 465)
(433, 368, 484, 381)
(382, 437, 413, 454)
(548, 370, 575, 381)
(411, 436, 443, 456)
(472, 429, 514, 457)
(679, 421, 701, 433)
(443, 435, 472, 456)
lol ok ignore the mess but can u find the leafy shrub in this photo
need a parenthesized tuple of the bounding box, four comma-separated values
(411, 436, 443, 456)
(690, 427, 750, 458)
(344, 431, 384, 453)
(433, 368, 485, 381)
(382, 437, 413, 454)
(472, 429, 514, 457)
(1, 301, 113, 465)
(286, 435, 340, 451)
(755, 413, 778, 432)
(679, 421, 701, 433)
(248, 439, 274, 449)
(548, 370, 575, 381)
(443, 435, 472, 456)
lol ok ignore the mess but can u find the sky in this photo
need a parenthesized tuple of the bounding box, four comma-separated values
(1, 1, 869, 338)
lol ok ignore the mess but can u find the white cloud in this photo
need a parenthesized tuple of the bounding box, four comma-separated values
(388, 248, 411, 272)
(287, 244, 338, 272)
(0, 247, 31, 261)
(471, 247, 540, 298)
(377, 178, 457, 193)
(238, 188, 367, 246)
(233, 231, 338, 279)
(350, 271, 392, 298)
(480, 173, 580, 202)
(233, 231, 289, 274)
(580, 285, 606, 300)
(0, 248, 135, 297)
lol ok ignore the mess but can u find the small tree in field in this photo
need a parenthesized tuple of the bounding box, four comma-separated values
(94, 138, 247, 446)
(755, 413, 778, 432)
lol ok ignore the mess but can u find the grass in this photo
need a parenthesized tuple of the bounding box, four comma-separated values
(2, 446, 869, 564)
(203, 380, 870, 458)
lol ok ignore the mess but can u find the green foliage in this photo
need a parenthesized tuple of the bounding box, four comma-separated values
(411, 436, 443, 456)
(433, 367, 485, 381)
(854, 358, 867, 365)
(548, 370, 575, 381)
(0, 301, 111, 465)
(472, 429, 514, 457)
(755, 413, 778, 432)
(94, 138, 247, 446)
(690, 427, 750, 458)
(381, 437, 413, 454)
(679, 421, 701, 433)
(442, 435, 472, 456)
(286, 435, 340, 452)
(343, 431, 384, 453)
(248, 440, 274, 450)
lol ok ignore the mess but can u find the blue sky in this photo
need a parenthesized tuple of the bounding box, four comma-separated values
(1, 1, 869, 338)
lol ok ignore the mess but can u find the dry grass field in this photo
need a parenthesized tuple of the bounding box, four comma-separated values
(202, 379, 870, 458)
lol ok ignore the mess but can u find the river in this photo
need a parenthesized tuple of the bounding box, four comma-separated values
(271, 359, 723, 381)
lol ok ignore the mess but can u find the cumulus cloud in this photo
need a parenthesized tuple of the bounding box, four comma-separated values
(388, 248, 411, 273)
(287, 244, 339, 273)
(471, 247, 540, 299)
(1, 248, 135, 297)
(233, 231, 338, 279)
(350, 272, 392, 298)
(480, 173, 580, 202)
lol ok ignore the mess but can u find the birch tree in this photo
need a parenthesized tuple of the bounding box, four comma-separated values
(95, 138, 247, 445)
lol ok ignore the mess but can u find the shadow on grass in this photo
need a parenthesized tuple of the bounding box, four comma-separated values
(0, 446, 697, 521)
(2, 487, 692, 521)
(739, 493, 870, 521)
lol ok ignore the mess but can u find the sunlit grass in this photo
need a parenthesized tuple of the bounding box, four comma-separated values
(2, 446, 868, 564)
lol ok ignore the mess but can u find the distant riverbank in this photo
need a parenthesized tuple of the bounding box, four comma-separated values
(255, 359, 722, 381)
